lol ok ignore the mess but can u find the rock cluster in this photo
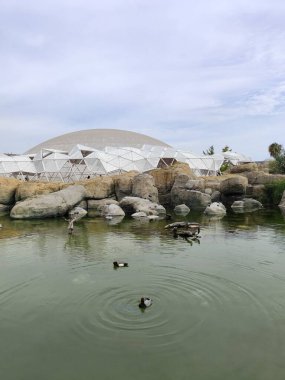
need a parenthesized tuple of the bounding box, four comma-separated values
(1, 161, 284, 220)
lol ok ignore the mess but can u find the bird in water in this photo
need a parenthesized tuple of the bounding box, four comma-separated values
(113, 261, 128, 268)
(139, 297, 152, 309)
(172, 227, 198, 239)
(165, 221, 200, 235)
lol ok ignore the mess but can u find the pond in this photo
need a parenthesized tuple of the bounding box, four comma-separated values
(0, 209, 285, 380)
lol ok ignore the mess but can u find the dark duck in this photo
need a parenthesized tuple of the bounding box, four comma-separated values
(139, 297, 152, 309)
(113, 261, 128, 268)
(173, 227, 200, 241)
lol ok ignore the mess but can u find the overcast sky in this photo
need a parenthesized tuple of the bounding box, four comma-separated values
(1, 0, 285, 159)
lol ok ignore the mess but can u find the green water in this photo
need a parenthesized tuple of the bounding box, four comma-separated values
(1, 209, 285, 380)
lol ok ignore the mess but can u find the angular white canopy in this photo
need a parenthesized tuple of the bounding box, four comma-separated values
(0, 145, 233, 182)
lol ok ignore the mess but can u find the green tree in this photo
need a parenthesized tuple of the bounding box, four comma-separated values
(222, 145, 232, 153)
(203, 145, 215, 155)
(268, 142, 283, 159)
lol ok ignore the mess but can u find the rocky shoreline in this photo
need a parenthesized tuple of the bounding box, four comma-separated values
(1, 162, 285, 220)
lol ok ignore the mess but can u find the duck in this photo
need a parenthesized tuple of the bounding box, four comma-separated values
(165, 222, 200, 235)
(173, 227, 199, 240)
(139, 297, 152, 308)
(113, 261, 128, 268)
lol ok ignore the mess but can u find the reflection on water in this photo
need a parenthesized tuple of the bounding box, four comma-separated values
(0, 209, 285, 380)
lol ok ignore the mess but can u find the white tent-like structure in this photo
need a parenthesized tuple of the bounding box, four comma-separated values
(222, 151, 252, 165)
(0, 144, 250, 182)
(0, 154, 36, 179)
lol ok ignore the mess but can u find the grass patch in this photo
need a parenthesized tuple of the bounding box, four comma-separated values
(263, 180, 285, 205)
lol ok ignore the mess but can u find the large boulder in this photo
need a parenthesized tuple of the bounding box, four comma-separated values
(242, 171, 285, 185)
(230, 163, 258, 173)
(211, 191, 221, 202)
(171, 175, 211, 210)
(15, 182, 66, 202)
(0, 177, 20, 205)
(231, 198, 263, 213)
(10, 185, 86, 219)
(220, 176, 248, 196)
(149, 162, 195, 206)
(174, 204, 190, 215)
(185, 179, 205, 192)
(112, 171, 138, 201)
(87, 199, 118, 217)
(119, 196, 166, 216)
(132, 174, 159, 203)
(79, 176, 115, 199)
(246, 185, 265, 202)
(204, 202, 226, 216)
(149, 162, 195, 194)
(203, 178, 221, 192)
(0, 204, 11, 215)
(102, 204, 125, 217)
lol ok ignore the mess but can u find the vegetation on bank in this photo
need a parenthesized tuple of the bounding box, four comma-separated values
(263, 180, 285, 205)
(268, 142, 285, 174)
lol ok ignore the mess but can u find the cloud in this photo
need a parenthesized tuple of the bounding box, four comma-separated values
(0, 0, 285, 159)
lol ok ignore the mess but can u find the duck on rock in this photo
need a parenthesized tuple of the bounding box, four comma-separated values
(139, 297, 152, 309)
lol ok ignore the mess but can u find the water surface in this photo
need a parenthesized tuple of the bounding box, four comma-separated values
(0, 210, 285, 380)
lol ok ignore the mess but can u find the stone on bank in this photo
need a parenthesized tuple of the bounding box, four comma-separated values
(10, 185, 86, 219)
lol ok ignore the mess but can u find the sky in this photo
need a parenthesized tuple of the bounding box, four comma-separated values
(1, 0, 285, 160)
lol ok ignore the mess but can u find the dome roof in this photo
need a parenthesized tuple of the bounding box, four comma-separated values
(25, 129, 170, 154)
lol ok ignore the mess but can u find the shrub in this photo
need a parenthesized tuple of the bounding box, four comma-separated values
(263, 180, 285, 205)
(275, 154, 285, 174)
(268, 160, 280, 174)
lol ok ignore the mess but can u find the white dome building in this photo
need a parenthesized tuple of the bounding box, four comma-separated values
(25, 129, 170, 154)
(0, 129, 225, 182)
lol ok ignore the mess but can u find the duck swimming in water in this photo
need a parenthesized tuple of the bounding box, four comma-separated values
(113, 261, 128, 268)
(139, 297, 152, 308)
(173, 227, 198, 239)
(165, 222, 200, 235)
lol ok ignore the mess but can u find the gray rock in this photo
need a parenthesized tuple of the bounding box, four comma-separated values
(106, 215, 124, 225)
(102, 204, 125, 217)
(132, 174, 159, 203)
(171, 175, 211, 210)
(231, 198, 263, 213)
(113, 173, 137, 201)
(242, 171, 285, 185)
(119, 196, 166, 216)
(185, 179, 205, 192)
(147, 215, 160, 221)
(0, 179, 18, 205)
(245, 185, 265, 201)
(83, 176, 115, 199)
(131, 211, 148, 219)
(10, 185, 86, 219)
(211, 191, 221, 202)
(204, 202, 226, 216)
(76, 200, 88, 210)
(0, 203, 11, 215)
(87, 199, 118, 217)
(174, 204, 190, 215)
(69, 206, 88, 221)
(220, 176, 248, 195)
(171, 188, 211, 210)
(204, 179, 221, 192)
